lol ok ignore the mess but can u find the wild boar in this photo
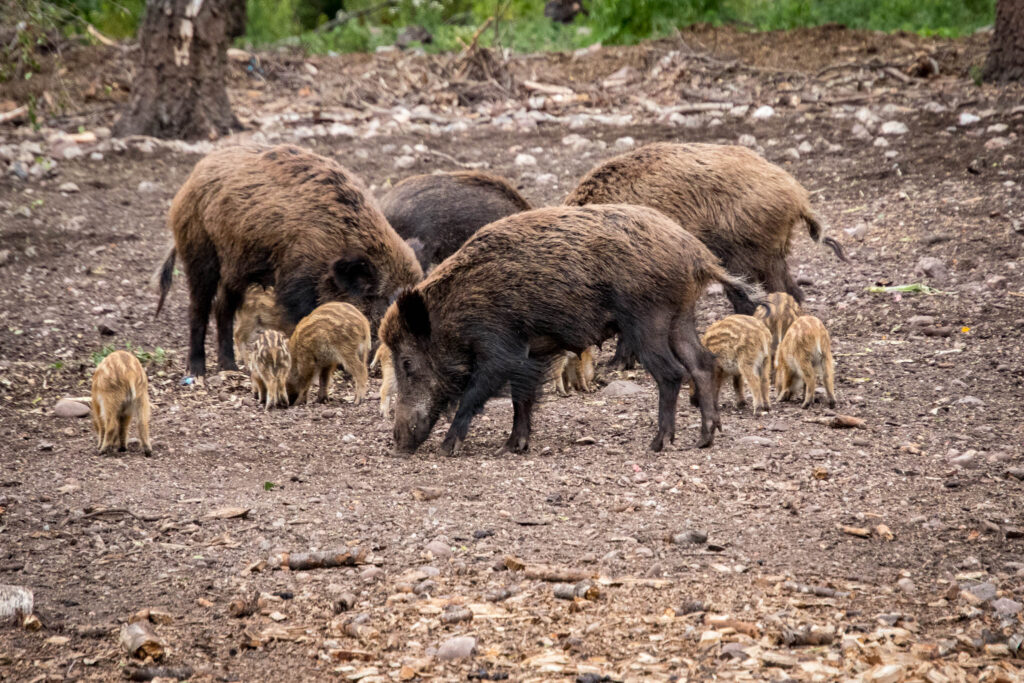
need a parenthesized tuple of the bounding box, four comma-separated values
(551, 346, 597, 396)
(287, 302, 371, 406)
(565, 142, 846, 313)
(691, 315, 772, 413)
(380, 204, 764, 456)
(91, 350, 153, 456)
(775, 315, 837, 409)
(370, 342, 396, 417)
(753, 291, 803, 376)
(249, 329, 292, 410)
(379, 171, 532, 270)
(155, 145, 422, 377)
(233, 285, 291, 368)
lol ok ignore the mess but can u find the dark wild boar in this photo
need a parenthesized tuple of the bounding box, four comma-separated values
(379, 171, 531, 270)
(155, 145, 422, 377)
(565, 142, 846, 313)
(379, 204, 763, 457)
(91, 350, 153, 456)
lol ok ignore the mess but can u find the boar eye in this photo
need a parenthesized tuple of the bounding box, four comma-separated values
(402, 358, 413, 375)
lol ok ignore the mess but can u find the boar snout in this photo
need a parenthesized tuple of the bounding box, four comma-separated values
(393, 405, 433, 453)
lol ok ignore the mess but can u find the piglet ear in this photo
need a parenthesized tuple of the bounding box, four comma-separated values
(396, 289, 430, 339)
(332, 257, 378, 298)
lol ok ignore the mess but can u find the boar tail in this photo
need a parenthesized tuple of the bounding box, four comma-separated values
(707, 263, 766, 311)
(154, 247, 176, 318)
(804, 213, 850, 263)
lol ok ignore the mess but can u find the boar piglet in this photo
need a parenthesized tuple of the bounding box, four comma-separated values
(287, 302, 371, 406)
(380, 204, 765, 456)
(380, 171, 531, 271)
(551, 346, 597, 396)
(775, 315, 837, 409)
(156, 144, 422, 377)
(249, 329, 292, 410)
(370, 342, 397, 417)
(753, 291, 803, 377)
(691, 315, 772, 413)
(91, 350, 153, 456)
(233, 284, 291, 368)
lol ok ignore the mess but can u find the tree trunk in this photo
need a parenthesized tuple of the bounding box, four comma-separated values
(114, 0, 246, 140)
(985, 0, 1024, 81)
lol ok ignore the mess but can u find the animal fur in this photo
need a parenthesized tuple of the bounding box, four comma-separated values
(754, 291, 803, 377)
(775, 315, 837, 409)
(694, 314, 772, 413)
(370, 342, 396, 417)
(156, 144, 422, 377)
(380, 204, 764, 457)
(233, 284, 290, 367)
(249, 329, 292, 410)
(91, 350, 153, 456)
(380, 171, 531, 270)
(287, 302, 371, 406)
(551, 347, 597, 395)
(565, 142, 847, 313)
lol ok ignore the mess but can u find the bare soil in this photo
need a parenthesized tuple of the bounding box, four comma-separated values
(1, 25, 1023, 683)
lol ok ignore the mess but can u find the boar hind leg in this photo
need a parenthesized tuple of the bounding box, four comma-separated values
(117, 411, 131, 452)
(724, 283, 758, 315)
(317, 365, 335, 403)
(670, 316, 721, 449)
(138, 396, 153, 456)
(821, 347, 837, 408)
(624, 322, 684, 452)
(798, 357, 817, 409)
(608, 337, 639, 370)
(339, 356, 369, 406)
(504, 367, 544, 454)
(184, 252, 219, 377)
(214, 285, 243, 371)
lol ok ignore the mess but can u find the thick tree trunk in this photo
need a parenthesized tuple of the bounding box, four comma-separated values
(985, 0, 1024, 81)
(114, 0, 246, 140)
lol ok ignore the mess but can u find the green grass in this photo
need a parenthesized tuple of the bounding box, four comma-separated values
(91, 342, 169, 367)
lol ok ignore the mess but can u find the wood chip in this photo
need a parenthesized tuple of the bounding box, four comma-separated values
(119, 622, 164, 659)
(840, 525, 871, 538)
(204, 506, 250, 520)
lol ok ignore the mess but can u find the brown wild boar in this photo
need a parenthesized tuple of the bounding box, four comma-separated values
(379, 171, 532, 270)
(91, 350, 153, 456)
(691, 315, 772, 413)
(233, 284, 291, 367)
(287, 302, 371, 406)
(380, 204, 764, 456)
(753, 291, 803, 376)
(370, 342, 396, 417)
(551, 346, 597, 396)
(249, 329, 292, 410)
(775, 315, 837, 409)
(155, 145, 422, 377)
(565, 142, 846, 313)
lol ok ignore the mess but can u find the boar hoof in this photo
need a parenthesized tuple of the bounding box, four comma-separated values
(688, 393, 699, 408)
(439, 435, 463, 458)
(143, 448, 153, 457)
(696, 431, 715, 449)
(828, 399, 836, 409)
(502, 435, 529, 454)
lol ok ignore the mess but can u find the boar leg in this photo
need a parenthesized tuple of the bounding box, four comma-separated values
(732, 373, 747, 408)
(317, 365, 335, 403)
(339, 356, 369, 406)
(184, 251, 219, 377)
(782, 268, 804, 304)
(624, 320, 684, 452)
(724, 283, 758, 315)
(214, 285, 242, 371)
(608, 337, 638, 370)
(117, 410, 131, 452)
(439, 365, 507, 457)
(821, 346, 837, 409)
(138, 396, 153, 456)
(670, 316, 721, 449)
(798, 356, 817, 408)
(505, 368, 544, 453)
(758, 359, 771, 412)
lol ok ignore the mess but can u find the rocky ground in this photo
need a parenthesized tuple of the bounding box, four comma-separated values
(1, 24, 1023, 683)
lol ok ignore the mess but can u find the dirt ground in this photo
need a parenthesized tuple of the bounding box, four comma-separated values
(1, 25, 1023, 683)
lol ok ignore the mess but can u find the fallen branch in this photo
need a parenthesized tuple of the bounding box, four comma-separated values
(0, 106, 28, 124)
(268, 548, 371, 570)
(504, 556, 595, 582)
(782, 581, 850, 599)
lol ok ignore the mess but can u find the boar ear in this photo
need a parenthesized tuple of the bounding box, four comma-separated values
(396, 289, 430, 339)
(332, 257, 378, 298)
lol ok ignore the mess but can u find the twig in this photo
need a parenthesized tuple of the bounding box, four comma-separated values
(60, 508, 163, 527)
(316, 0, 397, 33)
(459, 16, 494, 56)
(0, 106, 28, 124)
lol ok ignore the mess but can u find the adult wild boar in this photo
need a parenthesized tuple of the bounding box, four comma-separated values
(379, 204, 763, 457)
(565, 142, 846, 313)
(379, 171, 531, 270)
(155, 145, 422, 377)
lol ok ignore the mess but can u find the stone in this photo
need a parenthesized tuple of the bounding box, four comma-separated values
(737, 134, 757, 148)
(561, 134, 590, 150)
(738, 436, 773, 447)
(958, 395, 983, 407)
(915, 256, 947, 281)
(360, 566, 383, 582)
(436, 635, 476, 660)
(986, 275, 1008, 290)
(987, 123, 1008, 134)
(535, 173, 557, 186)
(783, 147, 800, 161)
(58, 182, 80, 193)
(671, 530, 708, 545)
(950, 451, 977, 468)
(54, 399, 90, 418)
(394, 155, 416, 170)
(601, 380, 645, 398)
(798, 140, 814, 155)
(846, 222, 868, 240)
(906, 315, 935, 327)
(897, 578, 916, 594)
(614, 136, 635, 150)
(61, 145, 83, 160)
(851, 123, 871, 140)
(514, 153, 537, 167)
(992, 597, 1022, 618)
(880, 121, 908, 135)
(961, 582, 997, 604)
(424, 539, 451, 558)
(985, 137, 1011, 151)
(751, 105, 774, 119)
(958, 112, 980, 126)
(873, 137, 890, 148)
(0, 250, 10, 267)
(136, 181, 160, 193)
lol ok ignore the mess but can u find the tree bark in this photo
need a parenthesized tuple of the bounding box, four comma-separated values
(114, 0, 246, 140)
(985, 0, 1024, 81)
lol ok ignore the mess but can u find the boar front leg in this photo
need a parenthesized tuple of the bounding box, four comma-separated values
(439, 364, 507, 457)
(214, 284, 243, 372)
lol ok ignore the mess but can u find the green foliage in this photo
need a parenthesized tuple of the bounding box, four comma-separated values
(91, 342, 169, 367)
(263, 481, 278, 491)
(741, 0, 995, 37)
